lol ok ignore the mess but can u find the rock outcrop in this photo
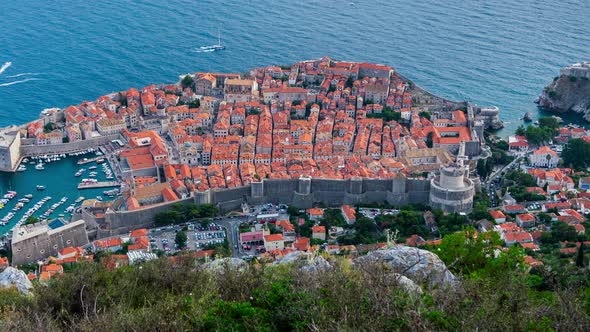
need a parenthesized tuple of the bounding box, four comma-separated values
(202, 257, 247, 273)
(538, 74, 590, 121)
(353, 246, 457, 289)
(272, 251, 332, 272)
(0, 267, 33, 295)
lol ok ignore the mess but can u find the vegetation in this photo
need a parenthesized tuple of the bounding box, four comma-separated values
(175, 231, 188, 250)
(515, 118, 559, 145)
(1, 237, 588, 331)
(470, 192, 493, 221)
(538, 221, 580, 244)
(181, 75, 194, 89)
(562, 138, 590, 169)
(23, 216, 39, 225)
(154, 203, 219, 227)
(418, 111, 431, 120)
(43, 122, 56, 133)
(188, 99, 201, 109)
(366, 106, 401, 122)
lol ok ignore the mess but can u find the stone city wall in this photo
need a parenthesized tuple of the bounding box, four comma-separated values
(12, 221, 89, 266)
(97, 177, 432, 237)
(99, 196, 194, 238)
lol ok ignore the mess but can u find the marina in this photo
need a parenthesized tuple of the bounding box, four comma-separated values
(0, 149, 122, 235)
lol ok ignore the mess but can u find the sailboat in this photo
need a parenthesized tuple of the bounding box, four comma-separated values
(198, 29, 225, 52)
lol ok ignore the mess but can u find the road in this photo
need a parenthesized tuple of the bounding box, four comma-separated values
(483, 153, 526, 207)
(216, 216, 249, 257)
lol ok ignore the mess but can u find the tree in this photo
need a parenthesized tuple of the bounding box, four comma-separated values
(419, 111, 431, 120)
(181, 75, 194, 89)
(24, 216, 39, 225)
(494, 140, 509, 151)
(576, 242, 585, 267)
(345, 76, 354, 88)
(538, 116, 560, 130)
(426, 132, 434, 148)
(43, 122, 55, 133)
(175, 231, 188, 250)
(189, 99, 200, 108)
(515, 125, 526, 136)
(438, 229, 524, 276)
(562, 138, 590, 169)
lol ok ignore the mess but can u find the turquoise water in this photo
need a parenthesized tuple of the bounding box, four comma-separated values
(0, 154, 115, 235)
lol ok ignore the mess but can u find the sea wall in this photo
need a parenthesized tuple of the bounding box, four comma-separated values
(20, 134, 121, 156)
(98, 176, 432, 237)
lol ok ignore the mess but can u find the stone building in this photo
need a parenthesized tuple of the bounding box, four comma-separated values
(11, 219, 89, 265)
(429, 160, 475, 213)
(194, 73, 217, 96)
(364, 83, 389, 104)
(0, 127, 21, 172)
(224, 79, 259, 103)
(560, 62, 590, 79)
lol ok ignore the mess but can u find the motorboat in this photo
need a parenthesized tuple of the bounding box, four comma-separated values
(36, 185, 46, 190)
(35, 163, 45, 170)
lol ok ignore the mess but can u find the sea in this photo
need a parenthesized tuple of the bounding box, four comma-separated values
(0, 0, 589, 233)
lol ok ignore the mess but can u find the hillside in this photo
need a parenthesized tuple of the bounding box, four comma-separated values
(0, 240, 589, 331)
(538, 75, 590, 120)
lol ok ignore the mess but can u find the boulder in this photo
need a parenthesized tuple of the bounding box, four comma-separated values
(392, 273, 423, 294)
(0, 267, 33, 295)
(273, 251, 332, 272)
(202, 257, 247, 273)
(353, 246, 457, 289)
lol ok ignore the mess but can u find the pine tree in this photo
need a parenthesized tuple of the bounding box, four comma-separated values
(576, 242, 585, 267)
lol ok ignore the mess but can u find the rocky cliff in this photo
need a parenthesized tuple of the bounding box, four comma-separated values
(538, 74, 590, 121)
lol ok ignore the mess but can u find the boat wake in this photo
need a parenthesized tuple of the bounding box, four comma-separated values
(6, 72, 42, 78)
(0, 62, 12, 75)
(0, 78, 41, 87)
(193, 48, 216, 53)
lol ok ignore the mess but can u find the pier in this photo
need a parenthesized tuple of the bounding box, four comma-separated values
(77, 156, 105, 165)
(77, 181, 120, 190)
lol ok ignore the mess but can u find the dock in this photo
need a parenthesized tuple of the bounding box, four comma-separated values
(77, 156, 105, 165)
(77, 181, 120, 190)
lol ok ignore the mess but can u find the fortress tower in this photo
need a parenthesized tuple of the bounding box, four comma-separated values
(429, 158, 475, 213)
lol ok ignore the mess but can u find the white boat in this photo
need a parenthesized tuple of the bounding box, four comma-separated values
(36, 185, 46, 190)
(198, 29, 226, 52)
(17, 165, 27, 172)
(35, 163, 45, 170)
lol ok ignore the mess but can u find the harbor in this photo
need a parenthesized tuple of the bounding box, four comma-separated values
(0, 149, 122, 236)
